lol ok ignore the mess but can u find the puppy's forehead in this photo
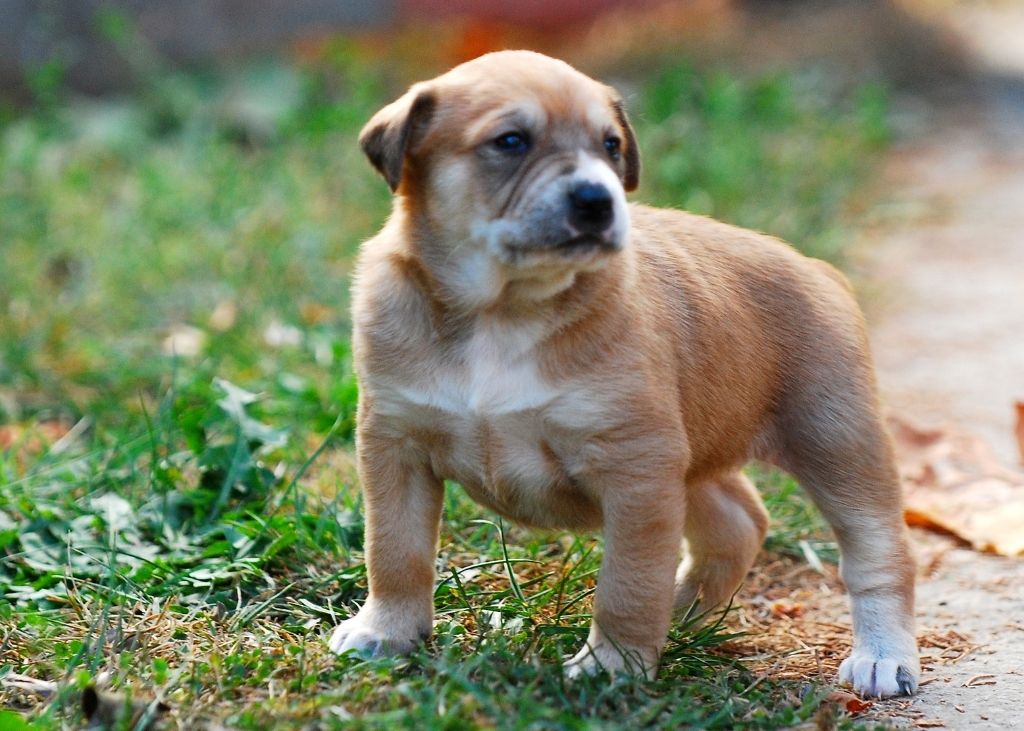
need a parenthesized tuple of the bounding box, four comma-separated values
(435, 52, 613, 132)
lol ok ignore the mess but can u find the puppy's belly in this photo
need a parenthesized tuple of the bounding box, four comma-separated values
(403, 403, 601, 530)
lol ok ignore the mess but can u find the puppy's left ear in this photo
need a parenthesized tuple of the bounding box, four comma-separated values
(359, 83, 437, 193)
(611, 97, 641, 192)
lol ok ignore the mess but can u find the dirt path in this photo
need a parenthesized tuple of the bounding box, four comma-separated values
(866, 102, 1024, 463)
(854, 92, 1024, 728)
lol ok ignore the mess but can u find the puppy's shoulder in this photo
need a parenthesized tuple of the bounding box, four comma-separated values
(351, 229, 436, 340)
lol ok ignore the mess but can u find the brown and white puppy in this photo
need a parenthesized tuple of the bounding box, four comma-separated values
(329, 50, 919, 698)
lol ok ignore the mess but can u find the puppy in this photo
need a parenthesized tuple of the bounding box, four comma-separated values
(329, 50, 919, 698)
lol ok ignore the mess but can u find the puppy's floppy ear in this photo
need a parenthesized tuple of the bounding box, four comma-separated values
(359, 83, 437, 192)
(611, 97, 641, 192)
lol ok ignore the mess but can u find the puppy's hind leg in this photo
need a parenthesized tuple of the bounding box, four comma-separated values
(674, 473, 769, 617)
(779, 392, 919, 698)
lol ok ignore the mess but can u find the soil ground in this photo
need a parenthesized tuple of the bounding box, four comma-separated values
(866, 95, 1024, 464)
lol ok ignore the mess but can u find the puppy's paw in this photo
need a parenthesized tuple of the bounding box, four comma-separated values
(327, 604, 429, 658)
(838, 650, 920, 698)
(564, 641, 658, 681)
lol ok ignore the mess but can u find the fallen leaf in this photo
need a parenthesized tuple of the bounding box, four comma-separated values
(771, 599, 805, 618)
(825, 689, 873, 714)
(889, 415, 1024, 556)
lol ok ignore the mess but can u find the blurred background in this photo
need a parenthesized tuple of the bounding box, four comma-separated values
(2, 0, 1020, 439)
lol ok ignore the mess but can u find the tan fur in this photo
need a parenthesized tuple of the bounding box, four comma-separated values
(329, 51, 919, 698)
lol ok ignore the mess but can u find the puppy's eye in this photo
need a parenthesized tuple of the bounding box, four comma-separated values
(493, 131, 529, 155)
(604, 136, 622, 160)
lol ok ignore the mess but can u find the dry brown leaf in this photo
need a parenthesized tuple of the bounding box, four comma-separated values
(770, 600, 805, 618)
(889, 415, 1024, 556)
(1014, 401, 1024, 464)
(824, 689, 873, 714)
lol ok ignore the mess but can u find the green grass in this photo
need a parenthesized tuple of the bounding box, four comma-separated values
(0, 43, 885, 729)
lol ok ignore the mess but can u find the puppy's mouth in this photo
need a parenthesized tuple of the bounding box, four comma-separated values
(502, 232, 621, 265)
(554, 233, 620, 256)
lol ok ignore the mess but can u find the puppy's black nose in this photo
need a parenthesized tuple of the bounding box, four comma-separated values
(568, 182, 614, 233)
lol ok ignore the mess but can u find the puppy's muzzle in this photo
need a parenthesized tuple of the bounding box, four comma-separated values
(492, 170, 625, 265)
(569, 182, 614, 235)
(549, 180, 621, 256)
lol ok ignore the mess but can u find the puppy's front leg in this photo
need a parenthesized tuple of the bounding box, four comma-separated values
(329, 424, 443, 657)
(565, 470, 685, 680)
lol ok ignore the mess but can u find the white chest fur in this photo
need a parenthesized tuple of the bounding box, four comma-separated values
(382, 317, 556, 417)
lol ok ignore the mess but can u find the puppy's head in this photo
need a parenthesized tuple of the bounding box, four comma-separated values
(360, 51, 640, 303)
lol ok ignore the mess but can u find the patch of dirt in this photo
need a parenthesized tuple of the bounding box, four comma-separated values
(892, 535, 1024, 729)
(729, 537, 1024, 729)
(861, 102, 1024, 465)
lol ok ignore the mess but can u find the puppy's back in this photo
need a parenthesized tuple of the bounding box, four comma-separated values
(628, 204, 874, 474)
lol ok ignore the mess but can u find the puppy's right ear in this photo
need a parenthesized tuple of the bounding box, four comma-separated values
(611, 98, 640, 192)
(359, 84, 437, 193)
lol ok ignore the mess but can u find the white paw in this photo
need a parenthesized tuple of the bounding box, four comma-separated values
(838, 649, 920, 698)
(327, 602, 430, 658)
(564, 640, 658, 680)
